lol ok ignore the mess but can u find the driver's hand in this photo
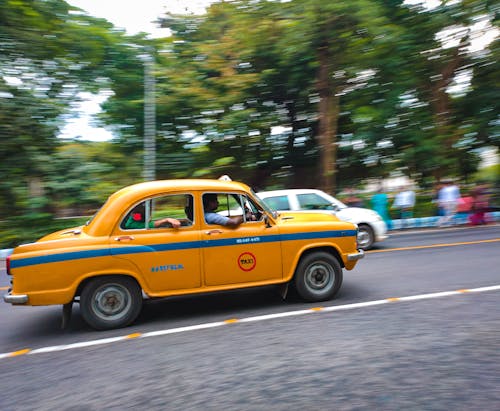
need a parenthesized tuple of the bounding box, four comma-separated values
(245, 211, 256, 221)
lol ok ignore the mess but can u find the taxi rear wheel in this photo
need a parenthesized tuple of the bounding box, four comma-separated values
(294, 252, 342, 302)
(80, 276, 142, 330)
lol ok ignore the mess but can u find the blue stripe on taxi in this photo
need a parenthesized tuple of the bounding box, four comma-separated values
(10, 230, 357, 269)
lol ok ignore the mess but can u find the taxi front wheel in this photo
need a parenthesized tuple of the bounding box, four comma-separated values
(80, 276, 143, 330)
(294, 252, 342, 302)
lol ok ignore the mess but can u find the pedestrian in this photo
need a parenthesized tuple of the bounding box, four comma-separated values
(432, 182, 445, 217)
(371, 186, 392, 230)
(438, 179, 460, 227)
(456, 191, 473, 224)
(469, 184, 489, 225)
(392, 186, 416, 228)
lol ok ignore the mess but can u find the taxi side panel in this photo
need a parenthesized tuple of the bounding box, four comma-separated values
(9, 247, 146, 306)
(109, 228, 202, 293)
(277, 223, 359, 280)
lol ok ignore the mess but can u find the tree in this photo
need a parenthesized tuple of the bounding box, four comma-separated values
(155, 0, 396, 192)
(373, 0, 499, 182)
(0, 0, 138, 214)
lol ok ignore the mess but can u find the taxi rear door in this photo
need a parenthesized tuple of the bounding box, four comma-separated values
(110, 194, 201, 293)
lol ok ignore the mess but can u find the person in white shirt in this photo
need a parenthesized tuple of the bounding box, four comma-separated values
(203, 193, 256, 227)
(438, 179, 461, 226)
(392, 186, 416, 228)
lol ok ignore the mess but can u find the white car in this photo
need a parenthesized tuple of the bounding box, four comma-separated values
(257, 189, 388, 250)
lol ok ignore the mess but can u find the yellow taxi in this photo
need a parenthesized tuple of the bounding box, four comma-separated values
(4, 179, 364, 330)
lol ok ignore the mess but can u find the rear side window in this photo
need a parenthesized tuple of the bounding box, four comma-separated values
(121, 194, 194, 230)
(263, 195, 290, 210)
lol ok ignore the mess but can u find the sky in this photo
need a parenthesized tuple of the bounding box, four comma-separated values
(60, 1, 215, 141)
(68, 0, 214, 38)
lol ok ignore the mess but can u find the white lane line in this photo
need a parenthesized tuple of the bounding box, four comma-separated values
(1, 284, 500, 360)
(142, 321, 226, 337)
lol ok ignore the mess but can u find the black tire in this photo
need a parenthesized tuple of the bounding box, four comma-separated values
(357, 224, 374, 250)
(80, 276, 142, 330)
(294, 252, 343, 302)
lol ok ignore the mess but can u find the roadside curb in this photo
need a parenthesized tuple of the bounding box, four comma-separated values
(0, 248, 13, 260)
(390, 211, 500, 230)
(0, 249, 13, 270)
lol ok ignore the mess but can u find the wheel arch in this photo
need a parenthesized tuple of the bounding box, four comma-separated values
(75, 272, 144, 298)
(289, 245, 344, 282)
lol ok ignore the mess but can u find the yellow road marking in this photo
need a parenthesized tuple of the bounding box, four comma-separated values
(310, 307, 323, 311)
(224, 318, 239, 324)
(9, 349, 30, 357)
(125, 333, 142, 339)
(366, 238, 500, 254)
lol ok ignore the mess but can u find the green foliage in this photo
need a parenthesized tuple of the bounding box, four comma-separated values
(0, 0, 141, 217)
(474, 164, 500, 185)
(0, 214, 88, 249)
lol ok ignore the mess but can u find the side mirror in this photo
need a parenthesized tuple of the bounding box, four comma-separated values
(264, 214, 272, 228)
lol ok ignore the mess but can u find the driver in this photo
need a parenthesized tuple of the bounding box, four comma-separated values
(203, 193, 255, 227)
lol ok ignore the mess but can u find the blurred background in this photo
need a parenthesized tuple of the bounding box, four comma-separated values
(0, 0, 498, 247)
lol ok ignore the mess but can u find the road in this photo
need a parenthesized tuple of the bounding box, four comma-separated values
(0, 225, 499, 410)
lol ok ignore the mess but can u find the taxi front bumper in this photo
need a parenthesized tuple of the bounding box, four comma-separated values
(347, 249, 365, 261)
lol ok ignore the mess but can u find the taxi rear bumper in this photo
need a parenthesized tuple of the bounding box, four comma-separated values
(3, 291, 28, 304)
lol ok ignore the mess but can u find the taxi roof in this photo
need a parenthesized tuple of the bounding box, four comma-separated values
(110, 179, 251, 200)
(85, 179, 252, 236)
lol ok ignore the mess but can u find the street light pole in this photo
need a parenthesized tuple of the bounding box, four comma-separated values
(143, 51, 156, 181)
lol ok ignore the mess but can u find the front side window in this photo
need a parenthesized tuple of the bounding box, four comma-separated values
(203, 192, 263, 226)
(297, 193, 335, 210)
(121, 194, 194, 230)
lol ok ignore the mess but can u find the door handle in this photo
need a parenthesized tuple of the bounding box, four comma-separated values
(205, 229, 223, 235)
(114, 235, 135, 241)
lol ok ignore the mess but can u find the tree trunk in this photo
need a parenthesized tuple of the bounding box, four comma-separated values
(316, 45, 339, 194)
(430, 45, 464, 176)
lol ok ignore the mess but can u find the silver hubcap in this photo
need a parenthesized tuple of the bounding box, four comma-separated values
(357, 230, 370, 248)
(305, 262, 333, 290)
(92, 284, 132, 321)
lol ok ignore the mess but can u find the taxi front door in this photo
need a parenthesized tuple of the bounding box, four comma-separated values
(201, 220, 282, 287)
